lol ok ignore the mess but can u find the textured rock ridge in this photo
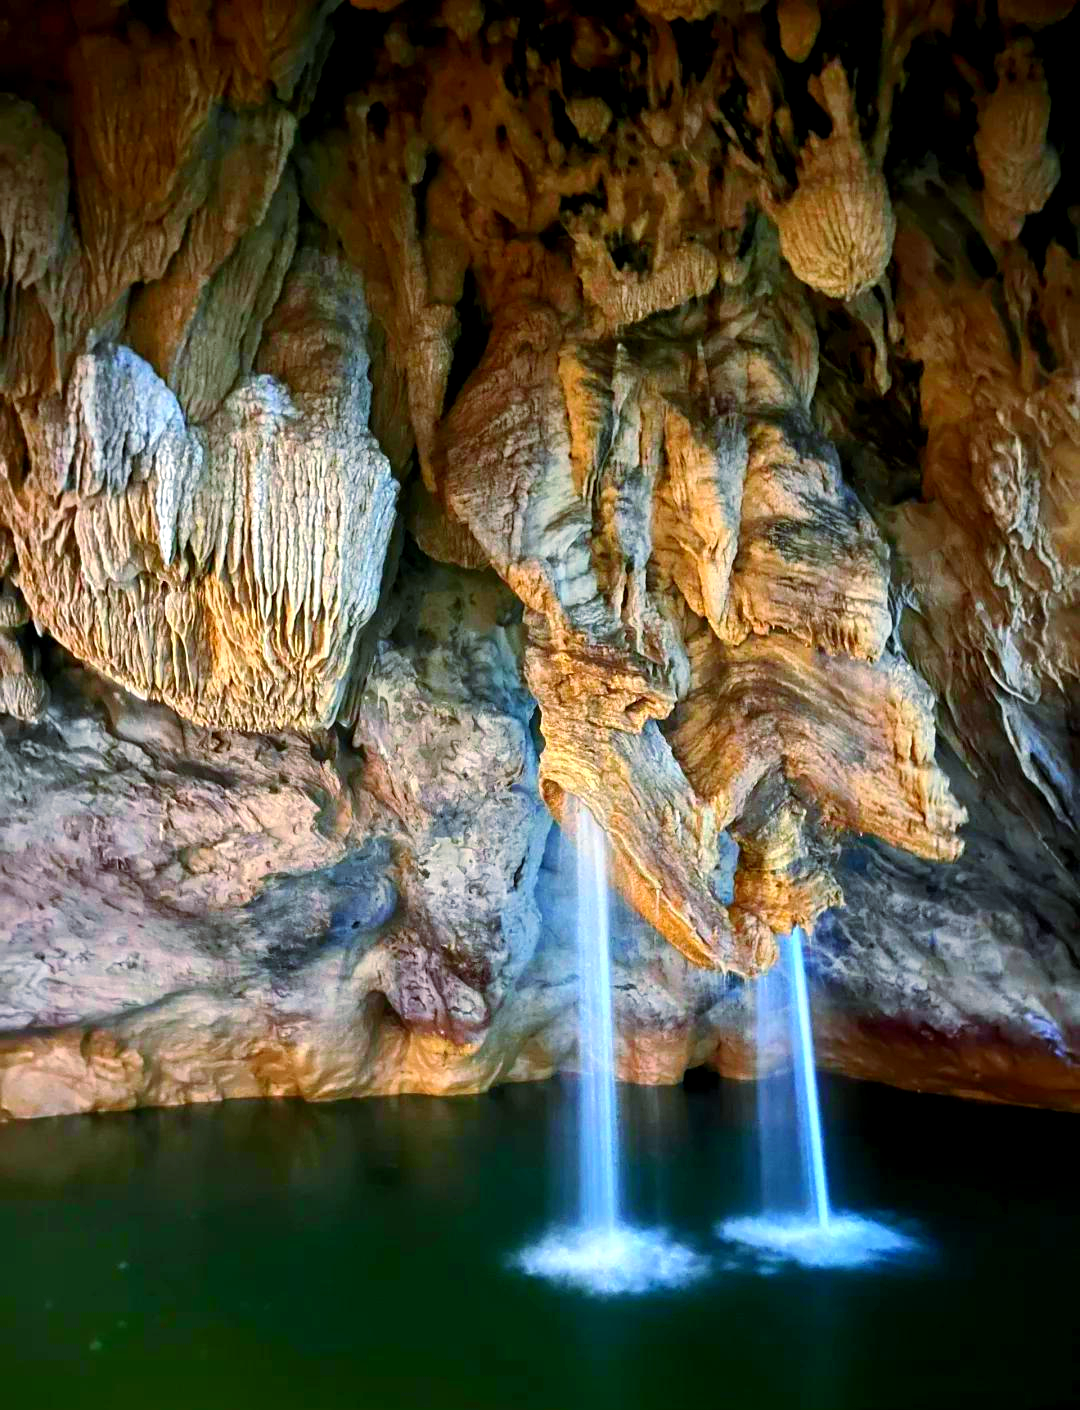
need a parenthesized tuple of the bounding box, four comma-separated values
(0, 560, 553, 1118)
(3, 238, 397, 730)
(442, 237, 963, 970)
(0, 0, 1078, 1116)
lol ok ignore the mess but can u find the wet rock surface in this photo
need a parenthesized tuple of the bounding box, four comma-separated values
(0, 0, 1079, 1114)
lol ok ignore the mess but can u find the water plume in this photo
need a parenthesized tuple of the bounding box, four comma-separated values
(516, 1225, 707, 1296)
(758, 927, 831, 1226)
(516, 803, 707, 1296)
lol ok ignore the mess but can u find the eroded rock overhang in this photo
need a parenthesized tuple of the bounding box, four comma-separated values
(24, 0, 1080, 976)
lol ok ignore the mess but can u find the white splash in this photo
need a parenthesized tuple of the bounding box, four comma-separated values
(516, 1225, 709, 1297)
(716, 1212, 920, 1271)
(728, 926, 923, 1272)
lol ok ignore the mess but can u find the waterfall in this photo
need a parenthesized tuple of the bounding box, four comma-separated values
(756, 927, 831, 1224)
(515, 803, 707, 1294)
(719, 926, 917, 1268)
(575, 803, 621, 1234)
(788, 928, 831, 1226)
(787, 927, 831, 1224)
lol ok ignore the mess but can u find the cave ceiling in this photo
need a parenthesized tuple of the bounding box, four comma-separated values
(0, 0, 1077, 979)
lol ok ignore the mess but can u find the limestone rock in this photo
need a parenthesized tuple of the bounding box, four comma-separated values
(124, 107, 299, 421)
(975, 42, 1059, 243)
(778, 0, 821, 63)
(0, 560, 551, 1120)
(441, 249, 962, 969)
(707, 745, 1080, 1110)
(879, 221, 1080, 854)
(0, 522, 45, 722)
(0, 95, 69, 293)
(405, 480, 489, 571)
(997, 0, 1077, 23)
(0, 0, 1077, 1115)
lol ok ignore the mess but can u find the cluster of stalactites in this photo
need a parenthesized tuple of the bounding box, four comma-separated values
(0, 525, 46, 722)
(2, 246, 398, 731)
(0, 0, 409, 733)
(439, 238, 965, 974)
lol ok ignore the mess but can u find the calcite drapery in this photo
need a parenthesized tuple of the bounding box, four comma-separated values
(772, 60, 897, 301)
(975, 40, 1060, 243)
(2, 244, 398, 730)
(442, 235, 963, 973)
(0, 521, 45, 721)
(877, 219, 1080, 847)
(0, 4, 405, 733)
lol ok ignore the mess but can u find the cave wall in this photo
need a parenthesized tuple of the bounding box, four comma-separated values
(0, 0, 1078, 1118)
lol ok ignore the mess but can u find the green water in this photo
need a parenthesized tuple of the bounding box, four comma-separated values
(0, 1075, 1075, 1410)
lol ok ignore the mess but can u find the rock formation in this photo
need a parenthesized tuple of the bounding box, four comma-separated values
(0, 0, 1077, 1118)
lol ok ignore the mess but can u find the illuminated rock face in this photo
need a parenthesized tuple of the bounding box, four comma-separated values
(0, 0, 1078, 1117)
(0, 563, 554, 1118)
(6, 248, 398, 731)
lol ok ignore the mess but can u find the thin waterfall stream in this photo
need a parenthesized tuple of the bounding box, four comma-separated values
(754, 928, 831, 1228)
(516, 802, 706, 1295)
(787, 928, 830, 1228)
(718, 927, 917, 1269)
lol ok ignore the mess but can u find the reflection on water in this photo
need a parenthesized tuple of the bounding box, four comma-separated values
(0, 1077, 1076, 1410)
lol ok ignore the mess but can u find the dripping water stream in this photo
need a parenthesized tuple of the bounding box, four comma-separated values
(515, 802, 707, 1294)
(576, 805, 620, 1235)
(719, 927, 917, 1269)
(788, 928, 831, 1227)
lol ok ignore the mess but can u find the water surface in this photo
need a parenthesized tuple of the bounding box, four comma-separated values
(0, 1075, 1075, 1410)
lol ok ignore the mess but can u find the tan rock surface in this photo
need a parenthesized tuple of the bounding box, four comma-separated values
(0, 561, 554, 1120)
(975, 42, 1059, 243)
(773, 60, 896, 300)
(0, 0, 1078, 1115)
(2, 243, 397, 730)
